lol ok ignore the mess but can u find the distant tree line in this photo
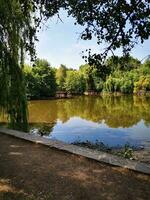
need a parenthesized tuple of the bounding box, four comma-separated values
(24, 56, 150, 99)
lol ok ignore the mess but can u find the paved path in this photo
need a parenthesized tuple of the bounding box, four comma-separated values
(0, 133, 150, 200)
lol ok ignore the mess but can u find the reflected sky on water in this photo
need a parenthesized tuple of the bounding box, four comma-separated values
(28, 95, 150, 148)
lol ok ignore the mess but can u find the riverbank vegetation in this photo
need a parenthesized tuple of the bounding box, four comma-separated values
(24, 56, 150, 99)
(71, 140, 135, 160)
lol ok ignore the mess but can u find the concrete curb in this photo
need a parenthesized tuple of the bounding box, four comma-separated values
(0, 127, 150, 175)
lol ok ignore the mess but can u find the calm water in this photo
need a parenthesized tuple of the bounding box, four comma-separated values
(28, 95, 150, 148)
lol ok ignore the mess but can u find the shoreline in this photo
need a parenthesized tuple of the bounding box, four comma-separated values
(0, 127, 150, 174)
(27, 92, 150, 100)
(71, 140, 150, 165)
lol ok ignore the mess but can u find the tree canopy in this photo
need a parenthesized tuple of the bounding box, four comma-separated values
(24, 59, 56, 99)
(23, 56, 150, 97)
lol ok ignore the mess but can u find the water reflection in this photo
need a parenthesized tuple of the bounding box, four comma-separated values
(28, 95, 150, 128)
(1, 95, 150, 147)
(28, 95, 150, 148)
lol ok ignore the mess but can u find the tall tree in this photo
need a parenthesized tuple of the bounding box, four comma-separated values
(106, 56, 141, 72)
(65, 70, 85, 93)
(0, 0, 38, 131)
(0, 0, 59, 130)
(24, 59, 56, 98)
(56, 65, 67, 90)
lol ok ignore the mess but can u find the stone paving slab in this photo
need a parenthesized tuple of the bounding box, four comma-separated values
(0, 127, 150, 175)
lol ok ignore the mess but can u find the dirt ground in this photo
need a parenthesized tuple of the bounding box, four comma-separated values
(0, 133, 150, 200)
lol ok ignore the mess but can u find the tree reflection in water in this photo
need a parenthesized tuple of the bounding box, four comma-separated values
(28, 95, 150, 128)
(1, 95, 150, 147)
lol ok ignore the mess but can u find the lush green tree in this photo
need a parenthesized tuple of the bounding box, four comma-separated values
(34, 59, 50, 68)
(24, 65, 36, 97)
(0, 0, 37, 130)
(56, 64, 67, 91)
(79, 64, 95, 91)
(24, 59, 56, 98)
(79, 63, 110, 91)
(64, 70, 85, 93)
(120, 78, 134, 94)
(0, 0, 62, 130)
(140, 59, 150, 75)
(103, 56, 146, 94)
(106, 56, 141, 72)
(134, 75, 150, 94)
(104, 71, 135, 94)
(92, 76, 104, 92)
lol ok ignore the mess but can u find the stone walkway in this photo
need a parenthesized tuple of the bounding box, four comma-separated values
(133, 149, 150, 164)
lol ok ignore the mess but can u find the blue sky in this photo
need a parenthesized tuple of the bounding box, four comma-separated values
(35, 11, 150, 69)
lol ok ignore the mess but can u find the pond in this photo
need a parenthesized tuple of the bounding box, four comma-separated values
(28, 95, 150, 149)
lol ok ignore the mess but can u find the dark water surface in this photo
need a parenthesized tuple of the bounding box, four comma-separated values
(28, 95, 150, 148)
